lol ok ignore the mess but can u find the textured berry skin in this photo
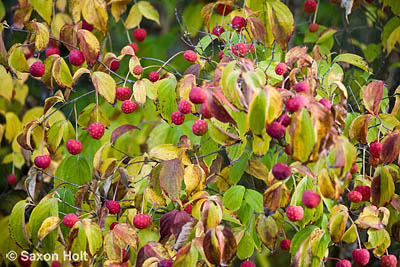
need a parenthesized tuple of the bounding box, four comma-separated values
(82, 20, 94, 31)
(216, 4, 232, 15)
(232, 43, 247, 57)
(351, 162, 358, 174)
(121, 100, 138, 114)
(200, 103, 213, 119)
(232, 16, 246, 31)
(240, 261, 255, 267)
(266, 122, 285, 139)
(129, 43, 139, 54)
(106, 200, 120, 214)
(171, 111, 185, 125)
(63, 213, 79, 228)
(110, 59, 120, 71)
(159, 259, 173, 267)
(66, 139, 83, 155)
(336, 260, 351, 267)
(275, 62, 287, 75)
(34, 155, 51, 169)
(278, 113, 291, 127)
(280, 239, 291, 250)
(184, 50, 197, 62)
(133, 65, 143, 75)
(380, 255, 397, 267)
(348, 190, 363, 203)
(51, 261, 61, 267)
(247, 43, 256, 53)
(304, 0, 317, 13)
(286, 95, 308, 113)
(189, 87, 207, 104)
(192, 120, 208, 136)
(30, 61, 45, 77)
(18, 255, 32, 267)
(149, 71, 159, 82)
(355, 185, 371, 201)
(285, 145, 291, 155)
(133, 28, 147, 42)
(184, 204, 192, 214)
(46, 47, 60, 57)
(286, 206, 304, 221)
(369, 140, 382, 158)
(110, 222, 119, 230)
(122, 249, 130, 262)
(178, 100, 192, 114)
(272, 163, 291, 180)
(7, 174, 17, 185)
(352, 249, 370, 266)
(309, 23, 319, 33)
(319, 98, 332, 110)
(302, 190, 321, 208)
(133, 214, 152, 229)
(295, 81, 309, 93)
(69, 49, 85, 66)
(88, 122, 105, 140)
(212, 26, 225, 37)
(116, 86, 132, 101)
(218, 50, 224, 60)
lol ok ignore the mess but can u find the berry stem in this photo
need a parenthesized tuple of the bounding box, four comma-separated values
(123, 71, 130, 88)
(73, 102, 78, 140)
(41, 124, 45, 155)
(348, 215, 362, 248)
(141, 179, 149, 214)
(312, 0, 319, 24)
(96, 90, 99, 123)
(362, 146, 366, 182)
(156, 51, 184, 73)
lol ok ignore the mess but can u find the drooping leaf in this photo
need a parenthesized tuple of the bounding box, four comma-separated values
(349, 114, 373, 144)
(156, 75, 177, 124)
(255, 211, 284, 251)
(124, 3, 142, 29)
(137, 1, 160, 25)
(81, 219, 103, 256)
(9, 200, 31, 249)
(289, 108, 316, 162)
(31, 0, 53, 23)
(335, 53, 369, 73)
(363, 80, 384, 115)
(266, 0, 294, 50)
(92, 71, 116, 104)
(77, 29, 100, 66)
(371, 166, 395, 207)
(110, 124, 139, 143)
(248, 90, 266, 136)
(159, 158, 184, 205)
(37, 216, 61, 244)
(82, 0, 108, 34)
(52, 56, 73, 88)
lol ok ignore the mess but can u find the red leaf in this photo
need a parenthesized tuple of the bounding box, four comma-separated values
(110, 124, 139, 143)
(363, 80, 384, 115)
(380, 130, 400, 164)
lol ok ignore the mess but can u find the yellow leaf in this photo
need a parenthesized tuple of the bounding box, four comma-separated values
(37, 216, 61, 243)
(91, 71, 116, 104)
(70, 0, 83, 24)
(0, 65, 13, 102)
(31, 0, 53, 23)
(77, 29, 100, 66)
(52, 57, 73, 88)
(184, 164, 205, 195)
(82, 0, 108, 34)
(387, 25, 400, 55)
(8, 45, 29, 73)
(245, 160, 268, 181)
(110, 0, 130, 23)
(73, 67, 90, 85)
(124, 3, 142, 29)
(51, 13, 73, 39)
(266, 0, 294, 50)
(137, 1, 160, 25)
(133, 79, 146, 106)
(34, 22, 50, 51)
(5, 112, 22, 143)
(145, 187, 166, 207)
(149, 144, 191, 165)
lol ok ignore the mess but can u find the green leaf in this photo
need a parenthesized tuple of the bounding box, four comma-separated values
(156, 75, 177, 124)
(335, 53, 369, 73)
(244, 189, 263, 213)
(46, 120, 66, 154)
(290, 176, 318, 227)
(68, 221, 87, 256)
(255, 211, 284, 251)
(91, 71, 116, 104)
(371, 166, 395, 207)
(248, 90, 266, 136)
(237, 231, 255, 260)
(137, 1, 160, 25)
(328, 205, 349, 243)
(195, 34, 217, 54)
(290, 108, 316, 163)
(31, 0, 52, 23)
(52, 57, 73, 88)
(342, 224, 357, 243)
(229, 152, 249, 184)
(223, 185, 245, 211)
(266, 0, 294, 50)
(124, 4, 142, 29)
(81, 219, 103, 256)
(8, 45, 29, 73)
(55, 155, 92, 193)
(9, 200, 31, 249)
(208, 121, 240, 146)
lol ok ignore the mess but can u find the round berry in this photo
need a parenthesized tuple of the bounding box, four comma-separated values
(129, 42, 139, 54)
(212, 26, 225, 37)
(286, 205, 304, 222)
(355, 185, 371, 202)
(159, 259, 173, 267)
(189, 87, 207, 104)
(285, 145, 291, 155)
(133, 28, 147, 42)
(200, 103, 213, 119)
(109, 59, 120, 71)
(336, 260, 351, 267)
(30, 61, 45, 77)
(304, 0, 317, 13)
(280, 239, 291, 250)
(369, 140, 382, 158)
(232, 42, 247, 57)
(66, 139, 83, 155)
(309, 23, 319, 33)
(34, 155, 51, 169)
(192, 120, 208, 136)
(232, 16, 246, 31)
(184, 204, 192, 214)
(348, 190, 363, 203)
(171, 111, 185, 125)
(63, 213, 79, 228)
(51, 261, 61, 267)
(275, 62, 287, 75)
(121, 100, 138, 114)
(247, 43, 256, 53)
(122, 248, 130, 262)
(149, 71, 159, 82)
(18, 255, 32, 267)
(352, 249, 370, 266)
(350, 162, 358, 174)
(178, 99, 192, 114)
(278, 113, 291, 127)
(319, 98, 332, 110)
(286, 95, 309, 113)
(7, 174, 17, 185)
(88, 122, 105, 140)
(266, 122, 285, 139)
(46, 47, 60, 57)
(294, 81, 309, 93)
(302, 190, 321, 209)
(106, 200, 120, 214)
(116, 86, 132, 101)
(133, 213, 152, 229)
(218, 50, 224, 60)
(184, 50, 197, 62)
(216, 4, 232, 15)
(272, 163, 291, 180)
(240, 261, 255, 267)
(133, 65, 143, 75)
(110, 222, 119, 230)
(69, 49, 85, 66)
(82, 20, 94, 31)
(380, 255, 397, 267)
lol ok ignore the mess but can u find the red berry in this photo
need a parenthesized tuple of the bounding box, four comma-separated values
(88, 122, 105, 140)
(109, 59, 120, 71)
(171, 111, 185, 125)
(133, 28, 147, 42)
(355, 185, 371, 201)
(240, 261, 255, 267)
(331, 0, 340, 3)
(7, 174, 17, 185)
(121, 100, 138, 114)
(352, 249, 370, 266)
(304, 0, 317, 13)
(294, 81, 309, 93)
(18, 255, 32, 267)
(184, 50, 197, 62)
(159, 259, 173, 267)
(51, 261, 61, 267)
(218, 50, 224, 60)
(286, 95, 309, 113)
(319, 98, 332, 110)
(212, 26, 225, 37)
(351, 162, 358, 174)
(216, 4, 232, 15)
(110, 222, 119, 230)
(348, 190, 363, 203)
(232, 42, 247, 57)
(30, 61, 45, 77)
(66, 139, 83, 155)
(302, 190, 321, 208)
(63, 213, 79, 228)
(232, 16, 246, 31)
(128, 43, 139, 54)
(275, 62, 287, 75)
(200, 103, 213, 119)
(82, 20, 94, 31)
(272, 163, 291, 180)
(380, 255, 397, 267)
(285, 145, 291, 155)
(192, 120, 208, 136)
(336, 260, 351, 267)
(46, 47, 60, 57)
(189, 87, 207, 104)
(69, 49, 85, 66)
(280, 239, 291, 250)
(149, 71, 159, 82)
(106, 200, 120, 214)
(133, 213, 152, 229)
(34, 155, 51, 169)
(122, 248, 130, 262)
(369, 140, 382, 158)
(266, 122, 285, 139)
(278, 113, 291, 127)
(133, 65, 143, 75)
(184, 204, 192, 214)
(116, 86, 132, 101)
(286, 205, 304, 221)
(247, 43, 256, 53)
(309, 23, 319, 33)
(178, 100, 192, 114)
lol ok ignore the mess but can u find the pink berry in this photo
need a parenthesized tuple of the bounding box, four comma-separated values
(355, 185, 371, 202)
(106, 200, 120, 214)
(369, 140, 382, 158)
(380, 255, 397, 267)
(34, 155, 51, 169)
(275, 62, 287, 75)
(304, 0, 317, 13)
(51, 261, 61, 267)
(200, 103, 213, 119)
(133, 214, 152, 229)
(184, 204, 192, 214)
(232, 42, 247, 57)
(149, 71, 159, 82)
(302, 190, 321, 209)
(280, 239, 291, 250)
(63, 213, 79, 228)
(189, 87, 207, 104)
(286, 205, 304, 221)
(232, 16, 246, 31)
(192, 120, 208, 136)
(133, 65, 143, 75)
(351, 162, 358, 174)
(88, 122, 105, 140)
(133, 28, 147, 42)
(278, 113, 291, 127)
(66, 139, 83, 155)
(129, 43, 139, 54)
(216, 4, 232, 15)
(184, 50, 197, 62)
(121, 100, 138, 114)
(319, 98, 332, 110)
(336, 260, 351, 267)
(122, 248, 130, 262)
(69, 49, 85, 66)
(18, 255, 32, 267)
(7, 174, 17, 185)
(109, 59, 120, 71)
(110, 222, 119, 230)
(309, 23, 319, 33)
(116, 86, 132, 101)
(286, 95, 309, 113)
(240, 261, 255, 267)
(266, 122, 285, 139)
(348, 190, 363, 203)
(294, 81, 309, 93)
(352, 249, 370, 266)
(171, 111, 185, 125)
(212, 26, 225, 37)
(218, 50, 224, 60)
(178, 99, 192, 114)
(30, 61, 45, 77)
(46, 47, 60, 57)
(247, 43, 256, 53)
(272, 163, 291, 180)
